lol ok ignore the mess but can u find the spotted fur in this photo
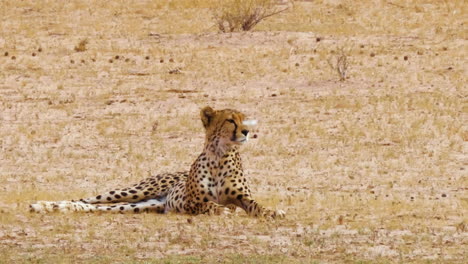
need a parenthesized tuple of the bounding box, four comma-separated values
(30, 107, 285, 218)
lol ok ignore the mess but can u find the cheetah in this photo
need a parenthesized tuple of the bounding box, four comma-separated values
(30, 106, 285, 218)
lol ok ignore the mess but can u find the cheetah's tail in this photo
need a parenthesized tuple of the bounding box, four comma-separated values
(29, 200, 99, 213)
(29, 198, 166, 214)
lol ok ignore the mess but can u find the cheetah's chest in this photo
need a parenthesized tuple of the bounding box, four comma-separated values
(208, 161, 243, 202)
(197, 161, 230, 203)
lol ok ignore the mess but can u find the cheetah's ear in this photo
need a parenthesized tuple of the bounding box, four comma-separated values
(201, 106, 215, 128)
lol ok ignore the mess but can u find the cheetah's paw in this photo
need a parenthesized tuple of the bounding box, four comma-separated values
(273, 209, 286, 218)
(264, 209, 286, 219)
(219, 206, 232, 216)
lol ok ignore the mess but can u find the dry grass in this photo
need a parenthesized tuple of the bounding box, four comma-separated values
(0, 0, 466, 263)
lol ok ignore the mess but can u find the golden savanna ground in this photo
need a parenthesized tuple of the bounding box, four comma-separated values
(0, 0, 466, 263)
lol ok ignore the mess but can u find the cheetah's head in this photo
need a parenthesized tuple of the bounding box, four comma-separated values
(200, 106, 256, 146)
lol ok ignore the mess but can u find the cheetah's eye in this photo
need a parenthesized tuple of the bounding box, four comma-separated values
(227, 119, 235, 124)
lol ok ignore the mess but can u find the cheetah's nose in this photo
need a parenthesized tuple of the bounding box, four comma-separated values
(241, 129, 249, 136)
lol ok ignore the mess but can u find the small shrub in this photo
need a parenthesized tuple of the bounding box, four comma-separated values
(213, 0, 289, 32)
(327, 47, 350, 82)
(74, 39, 88, 52)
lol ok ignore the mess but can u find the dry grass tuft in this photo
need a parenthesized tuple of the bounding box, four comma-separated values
(327, 46, 350, 81)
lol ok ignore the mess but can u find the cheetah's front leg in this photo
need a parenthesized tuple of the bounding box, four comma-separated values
(204, 201, 232, 215)
(238, 197, 285, 219)
(185, 201, 231, 216)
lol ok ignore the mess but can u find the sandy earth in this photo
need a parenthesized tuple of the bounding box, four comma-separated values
(0, 1, 467, 263)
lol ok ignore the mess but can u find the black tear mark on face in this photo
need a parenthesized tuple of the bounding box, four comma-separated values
(224, 119, 238, 141)
(205, 115, 212, 128)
